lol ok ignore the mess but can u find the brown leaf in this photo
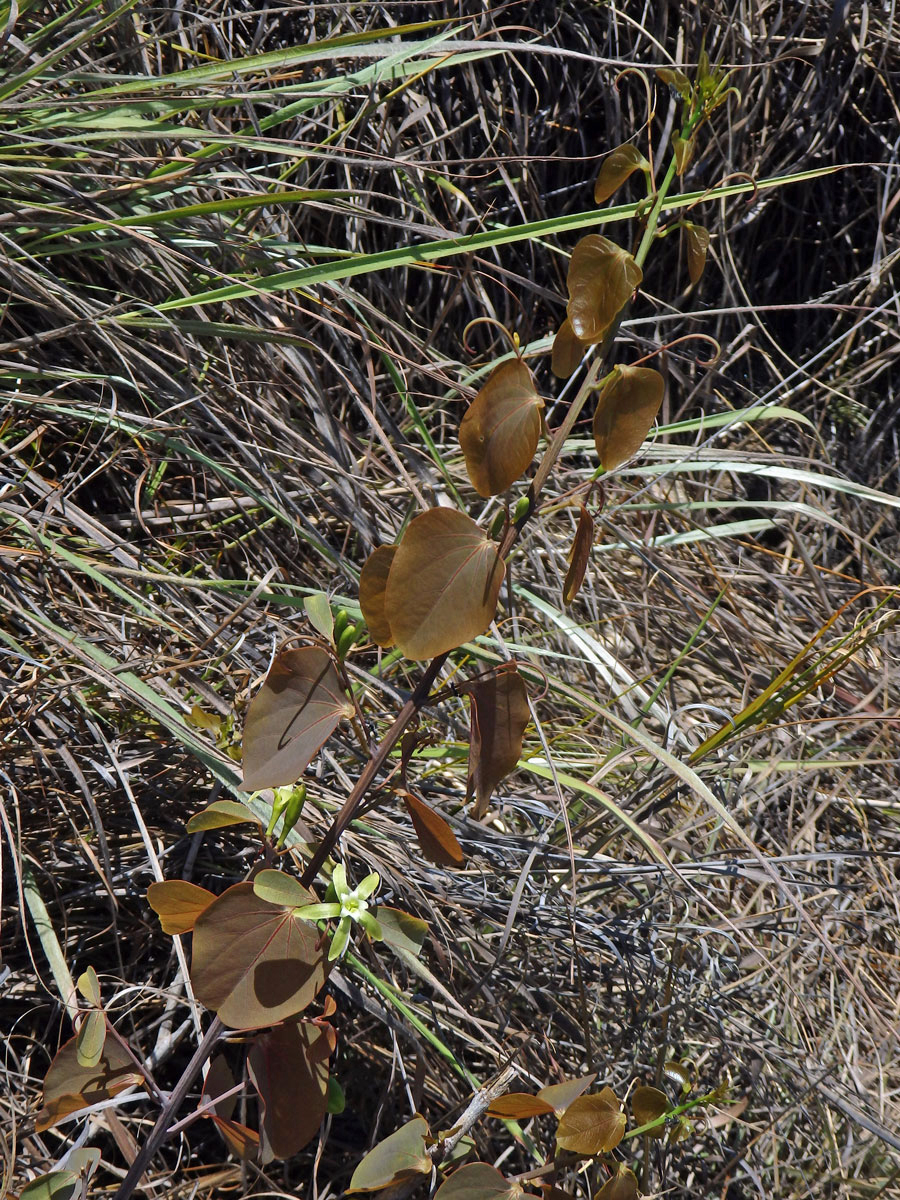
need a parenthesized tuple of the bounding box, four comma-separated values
(631, 1084, 668, 1138)
(347, 1116, 431, 1193)
(592, 365, 665, 472)
(403, 791, 465, 867)
(551, 318, 585, 380)
(684, 221, 710, 284)
(36, 1034, 144, 1133)
(487, 1093, 554, 1119)
(241, 647, 351, 791)
(566, 236, 642, 344)
(563, 506, 594, 606)
(359, 545, 398, 648)
(594, 144, 649, 205)
(435, 1162, 522, 1200)
(248, 1019, 331, 1159)
(384, 508, 505, 661)
(536, 1073, 596, 1116)
(594, 1165, 639, 1200)
(459, 358, 544, 497)
(556, 1086, 626, 1155)
(467, 667, 531, 819)
(147, 880, 216, 935)
(673, 134, 695, 176)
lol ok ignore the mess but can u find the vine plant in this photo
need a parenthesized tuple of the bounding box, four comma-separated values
(29, 61, 738, 1200)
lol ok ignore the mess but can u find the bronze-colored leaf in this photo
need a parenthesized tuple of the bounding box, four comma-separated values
(147, 880, 216, 935)
(466, 667, 531, 819)
(592, 365, 665, 472)
(551, 318, 585, 380)
(347, 1116, 431, 1193)
(35, 1033, 145, 1133)
(594, 1165, 639, 1200)
(241, 647, 352, 791)
(684, 221, 710, 284)
(631, 1084, 668, 1138)
(248, 1019, 331, 1159)
(487, 1093, 554, 1119)
(563, 506, 594, 606)
(191, 882, 328, 1030)
(556, 1087, 626, 1155)
(359, 545, 398, 648)
(536, 1073, 596, 1116)
(403, 792, 465, 867)
(594, 144, 649, 205)
(435, 1162, 522, 1200)
(566, 236, 642, 345)
(459, 357, 544, 498)
(673, 134, 695, 176)
(213, 1115, 260, 1160)
(384, 508, 504, 661)
(186, 799, 261, 833)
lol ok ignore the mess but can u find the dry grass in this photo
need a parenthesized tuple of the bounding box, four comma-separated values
(2, 3, 899, 1198)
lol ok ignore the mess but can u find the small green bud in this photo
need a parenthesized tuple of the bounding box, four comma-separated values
(512, 495, 531, 524)
(337, 623, 358, 658)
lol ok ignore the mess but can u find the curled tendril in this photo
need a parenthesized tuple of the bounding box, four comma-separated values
(637, 332, 722, 369)
(462, 315, 520, 358)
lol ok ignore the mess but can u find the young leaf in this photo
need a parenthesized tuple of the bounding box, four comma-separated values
(631, 1084, 668, 1137)
(186, 799, 261, 833)
(76, 966, 100, 1008)
(684, 221, 710, 284)
(487, 1093, 554, 1119)
(75, 1009, 106, 1069)
(190, 882, 328, 1029)
(147, 880, 216, 935)
(536, 1073, 596, 1116)
(384, 509, 505, 661)
(466, 667, 531, 819)
(347, 1115, 431, 1193)
(551, 317, 585, 380)
(594, 144, 649, 205)
(566, 236, 642, 344)
(673, 134, 695, 176)
(594, 1165, 639, 1200)
(252, 868, 312, 909)
(35, 1033, 144, 1133)
(304, 592, 335, 642)
(592, 365, 665, 472)
(241, 647, 352, 791)
(435, 1162, 521, 1200)
(403, 791, 465, 867)
(458, 357, 544, 498)
(359, 545, 398, 648)
(563, 506, 594, 606)
(657, 67, 691, 98)
(374, 906, 429, 957)
(555, 1086, 626, 1155)
(248, 1018, 331, 1159)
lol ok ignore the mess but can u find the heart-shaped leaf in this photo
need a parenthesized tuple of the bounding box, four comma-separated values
(466, 667, 531, 819)
(435, 1162, 523, 1200)
(35, 1033, 144, 1133)
(536, 1073, 596, 1116)
(563, 505, 594, 606)
(631, 1084, 668, 1137)
(459, 358, 544, 498)
(241, 647, 352, 791)
(402, 791, 465, 867)
(191, 882, 328, 1029)
(551, 318, 585, 380)
(594, 1165, 639, 1200)
(566, 236, 642, 344)
(147, 880, 216, 935)
(186, 799, 261, 833)
(359, 545, 398, 648)
(249, 1018, 331, 1159)
(594, 144, 649, 204)
(487, 1093, 554, 1119)
(684, 221, 710, 284)
(384, 509, 504, 661)
(556, 1086, 626, 1155)
(592, 365, 665, 472)
(75, 1009, 106, 1068)
(347, 1115, 431, 1193)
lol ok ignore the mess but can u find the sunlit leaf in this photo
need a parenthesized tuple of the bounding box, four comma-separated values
(556, 1087, 626, 1155)
(592, 365, 665, 472)
(657, 67, 691, 98)
(403, 792, 465, 867)
(374, 906, 429, 957)
(19, 1173, 80, 1200)
(684, 222, 710, 284)
(75, 1009, 106, 1069)
(459, 358, 544, 498)
(76, 966, 100, 1008)
(147, 880, 216, 935)
(191, 881, 328, 1030)
(249, 1018, 331, 1158)
(563, 506, 594, 606)
(252, 868, 311, 908)
(241, 647, 352, 791)
(435, 1162, 521, 1200)
(662, 1060, 693, 1094)
(536, 1074, 596, 1116)
(594, 144, 649, 204)
(594, 1165, 639, 1200)
(214, 1114, 260, 1159)
(384, 509, 504, 661)
(466, 667, 530, 819)
(487, 1093, 554, 1119)
(304, 592, 335, 642)
(359, 545, 398, 648)
(186, 799, 261, 833)
(631, 1085, 668, 1137)
(35, 1033, 144, 1133)
(566, 236, 642, 344)
(347, 1115, 431, 1193)
(551, 318, 585, 380)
